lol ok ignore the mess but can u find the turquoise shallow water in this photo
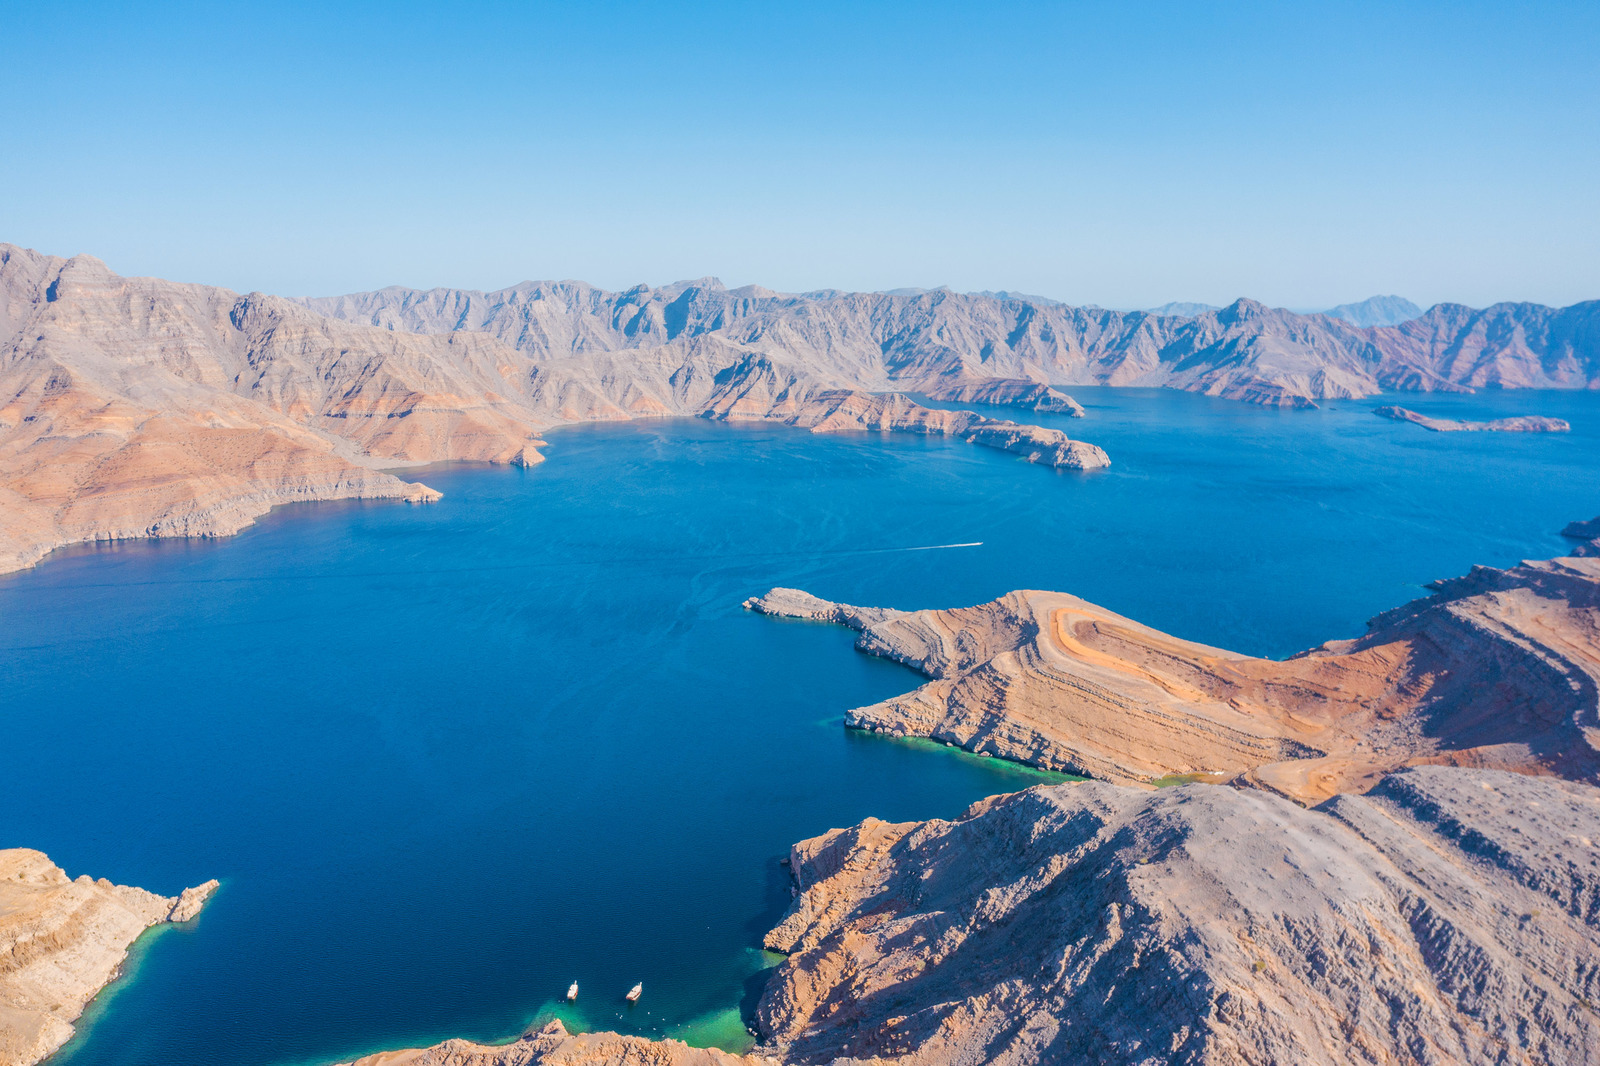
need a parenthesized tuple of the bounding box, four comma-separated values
(1, 387, 1597, 1065)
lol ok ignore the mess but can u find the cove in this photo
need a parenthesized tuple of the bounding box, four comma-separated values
(2, 387, 1598, 1066)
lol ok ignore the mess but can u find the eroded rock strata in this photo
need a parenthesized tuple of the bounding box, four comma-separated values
(744, 544, 1600, 803)
(1374, 405, 1571, 432)
(0, 849, 217, 1066)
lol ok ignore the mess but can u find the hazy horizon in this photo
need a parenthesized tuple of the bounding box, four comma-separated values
(3, 1, 1596, 309)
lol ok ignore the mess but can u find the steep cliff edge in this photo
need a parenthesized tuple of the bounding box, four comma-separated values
(745, 540, 1600, 803)
(0, 849, 217, 1066)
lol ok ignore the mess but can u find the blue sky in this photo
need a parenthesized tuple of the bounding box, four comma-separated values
(2, 1, 1596, 307)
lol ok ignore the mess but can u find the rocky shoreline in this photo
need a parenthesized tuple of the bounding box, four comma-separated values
(0, 849, 216, 1066)
(341, 527, 1600, 1066)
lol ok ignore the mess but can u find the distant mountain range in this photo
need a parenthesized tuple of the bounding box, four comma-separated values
(3, 240, 1597, 571)
(1321, 295, 1424, 327)
(1147, 294, 1424, 327)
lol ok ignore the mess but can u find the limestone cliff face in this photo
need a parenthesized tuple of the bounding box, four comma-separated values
(0, 849, 217, 1066)
(0, 245, 1108, 574)
(754, 767, 1600, 1065)
(745, 544, 1600, 803)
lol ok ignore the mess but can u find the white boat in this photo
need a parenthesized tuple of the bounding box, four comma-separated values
(566, 982, 578, 1001)
(626, 982, 642, 1002)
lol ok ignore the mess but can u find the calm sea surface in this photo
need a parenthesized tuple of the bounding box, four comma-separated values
(3, 387, 1598, 1065)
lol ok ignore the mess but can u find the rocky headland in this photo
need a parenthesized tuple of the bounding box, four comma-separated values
(0, 849, 216, 1066)
(349, 531, 1600, 1066)
(1374, 405, 1571, 432)
(744, 537, 1600, 803)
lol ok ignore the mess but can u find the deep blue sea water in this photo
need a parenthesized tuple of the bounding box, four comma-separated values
(2, 387, 1598, 1065)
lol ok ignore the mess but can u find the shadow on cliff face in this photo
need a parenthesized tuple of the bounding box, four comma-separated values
(738, 855, 795, 1034)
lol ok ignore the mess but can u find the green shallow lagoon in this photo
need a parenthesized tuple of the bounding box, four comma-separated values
(2, 387, 1597, 1065)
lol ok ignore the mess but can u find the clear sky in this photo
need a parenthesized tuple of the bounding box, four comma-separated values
(2, 1, 1596, 308)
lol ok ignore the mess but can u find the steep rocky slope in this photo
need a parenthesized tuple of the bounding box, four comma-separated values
(752, 766, 1600, 1065)
(305, 280, 1600, 409)
(746, 542, 1600, 803)
(350, 533, 1600, 1066)
(0, 849, 216, 1066)
(0, 245, 1105, 574)
(351, 766, 1600, 1066)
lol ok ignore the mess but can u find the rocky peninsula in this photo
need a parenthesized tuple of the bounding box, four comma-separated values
(1374, 405, 1571, 432)
(746, 550, 1600, 802)
(0, 849, 216, 1066)
(348, 530, 1600, 1066)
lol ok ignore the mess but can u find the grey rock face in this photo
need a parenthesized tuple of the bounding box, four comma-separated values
(304, 279, 1600, 411)
(756, 767, 1600, 1066)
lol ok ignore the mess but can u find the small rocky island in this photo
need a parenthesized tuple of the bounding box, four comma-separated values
(1374, 404, 1570, 432)
(0, 849, 217, 1066)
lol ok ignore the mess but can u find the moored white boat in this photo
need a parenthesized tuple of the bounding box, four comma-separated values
(626, 982, 642, 1002)
(566, 982, 578, 1001)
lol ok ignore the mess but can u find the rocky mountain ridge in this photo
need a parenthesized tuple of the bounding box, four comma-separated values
(303, 278, 1600, 409)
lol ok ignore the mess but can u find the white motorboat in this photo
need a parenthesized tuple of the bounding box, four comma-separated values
(626, 982, 642, 1002)
(566, 982, 578, 1001)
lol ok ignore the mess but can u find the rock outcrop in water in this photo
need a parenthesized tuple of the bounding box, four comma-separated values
(0, 849, 216, 1066)
(0, 245, 1105, 574)
(1374, 405, 1571, 432)
(745, 541, 1600, 803)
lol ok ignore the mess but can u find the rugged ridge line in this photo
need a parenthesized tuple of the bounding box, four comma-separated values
(303, 277, 1600, 409)
(343, 766, 1600, 1066)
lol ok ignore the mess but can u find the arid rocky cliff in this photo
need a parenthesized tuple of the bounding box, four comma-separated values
(0, 849, 216, 1066)
(351, 536, 1600, 1066)
(746, 543, 1600, 803)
